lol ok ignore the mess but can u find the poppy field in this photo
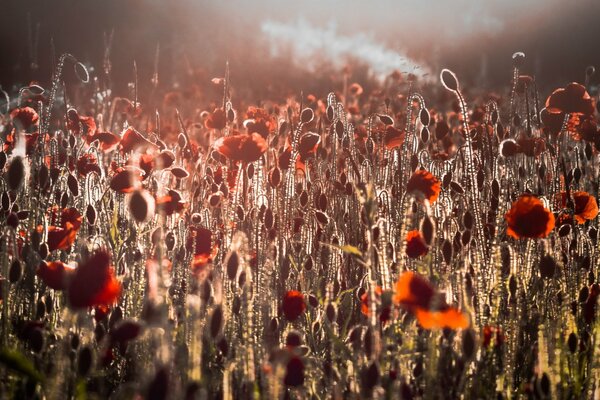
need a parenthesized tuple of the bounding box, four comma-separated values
(1, 22, 600, 399)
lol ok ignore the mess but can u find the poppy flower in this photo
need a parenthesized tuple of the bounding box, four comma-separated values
(384, 126, 405, 149)
(284, 356, 305, 387)
(560, 191, 598, 224)
(156, 189, 186, 216)
(244, 107, 276, 138)
(205, 108, 227, 130)
(186, 226, 217, 273)
(214, 132, 268, 164)
(282, 290, 306, 321)
(393, 272, 469, 330)
(405, 230, 428, 258)
(109, 167, 144, 193)
(406, 169, 441, 204)
(10, 107, 39, 131)
(545, 82, 595, 116)
(120, 127, 157, 153)
(516, 137, 546, 157)
(68, 249, 121, 309)
(505, 194, 555, 239)
(67, 110, 97, 136)
(46, 207, 83, 251)
(76, 153, 101, 176)
(37, 261, 75, 290)
(87, 131, 121, 152)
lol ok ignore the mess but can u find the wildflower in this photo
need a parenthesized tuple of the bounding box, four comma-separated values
(406, 169, 441, 204)
(68, 249, 121, 308)
(282, 290, 306, 321)
(205, 108, 227, 130)
(76, 153, 101, 176)
(213, 132, 267, 164)
(120, 127, 157, 153)
(46, 207, 83, 251)
(545, 82, 595, 116)
(36, 261, 74, 290)
(87, 131, 121, 152)
(10, 107, 39, 131)
(559, 191, 598, 224)
(405, 230, 428, 258)
(244, 107, 276, 138)
(109, 167, 144, 193)
(505, 194, 555, 239)
(393, 272, 469, 330)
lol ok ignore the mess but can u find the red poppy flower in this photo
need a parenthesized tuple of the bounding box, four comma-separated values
(405, 230, 428, 258)
(244, 107, 276, 138)
(156, 189, 186, 216)
(282, 290, 306, 321)
(87, 131, 121, 152)
(46, 207, 83, 251)
(109, 167, 144, 193)
(516, 137, 546, 157)
(67, 111, 96, 136)
(393, 272, 469, 330)
(37, 260, 75, 290)
(560, 191, 598, 224)
(505, 194, 555, 239)
(120, 127, 157, 153)
(205, 108, 227, 130)
(406, 169, 441, 204)
(76, 153, 101, 176)
(384, 126, 405, 149)
(68, 249, 121, 309)
(284, 356, 305, 387)
(545, 82, 595, 116)
(10, 107, 39, 131)
(186, 226, 218, 273)
(214, 132, 268, 164)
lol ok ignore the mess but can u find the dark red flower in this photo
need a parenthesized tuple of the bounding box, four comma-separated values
(46, 207, 83, 251)
(110, 167, 144, 193)
(37, 261, 74, 290)
(67, 110, 96, 136)
(214, 132, 268, 164)
(76, 153, 101, 176)
(244, 107, 276, 138)
(406, 169, 441, 204)
(284, 356, 305, 387)
(505, 194, 555, 239)
(560, 191, 598, 224)
(156, 189, 186, 216)
(384, 126, 405, 149)
(10, 107, 39, 131)
(68, 250, 121, 308)
(282, 290, 306, 321)
(120, 127, 157, 153)
(405, 230, 428, 258)
(87, 131, 121, 152)
(545, 82, 595, 116)
(205, 108, 227, 130)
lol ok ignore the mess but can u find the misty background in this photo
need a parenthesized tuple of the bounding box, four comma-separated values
(1, 0, 599, 94)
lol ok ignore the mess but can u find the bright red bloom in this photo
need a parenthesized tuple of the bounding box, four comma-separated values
(559, 191, 599, 224)
(282, 290, 306, 321)
(505, 194, 555, 239)
(393, 272, 469, 330)
(37, 261, 75, 290)
(10, 107, 39, 131)
(214, 132, 268, 163)
(46, 208, 83, 252)
(406, 169, 441, 204)
(68, 250, 121, 308)
(405, 230, 428, 258)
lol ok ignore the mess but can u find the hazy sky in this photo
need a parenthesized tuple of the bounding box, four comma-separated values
(1, 0, 599, 89)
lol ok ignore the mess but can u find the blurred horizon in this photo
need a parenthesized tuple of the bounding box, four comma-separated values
(1, 0, 599, 93)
